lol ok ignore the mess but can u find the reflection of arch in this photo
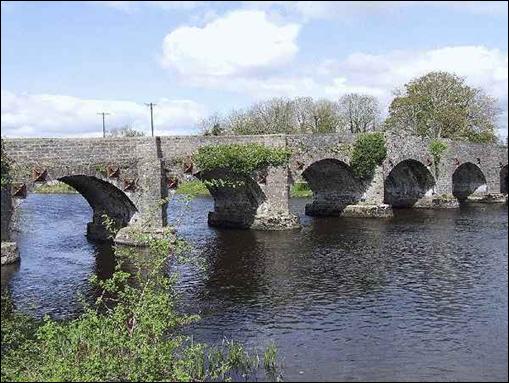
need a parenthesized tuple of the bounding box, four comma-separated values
(301, 158, 365, 216)
(384, 159, 435, 208)
(452, 163, 487, 201)
(198, 169, 266, 228)
(501, 165, 508, 195)
(58, 175, 138, 240)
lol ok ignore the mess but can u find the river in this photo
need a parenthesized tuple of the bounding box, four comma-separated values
(2, 194, 508, 381)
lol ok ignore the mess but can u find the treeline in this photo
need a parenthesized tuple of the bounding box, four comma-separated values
(199, 71, 501, 144)
(200, 93, 382, 136)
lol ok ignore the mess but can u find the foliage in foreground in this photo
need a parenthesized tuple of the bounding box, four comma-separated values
(350, 132, 387, 179)
(193, 143, 291, 176)
(1, 219, 281, 381)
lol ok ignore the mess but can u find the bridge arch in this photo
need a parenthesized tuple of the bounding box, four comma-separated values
(197, 168, 267, 228)
(301, 158, 365, 216)
(17, 174, 138, 242)
(501, 165, 508, 195)
(452, 162, 487, 201)
(384, 159, 435, 208)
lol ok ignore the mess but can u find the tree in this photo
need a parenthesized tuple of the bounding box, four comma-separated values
(311, 99, 341, 133)
(199, 113, 224, 136)
(109, 125, 145, 137)
(385, 71, 500, 143)
(337, 93, 381, 133)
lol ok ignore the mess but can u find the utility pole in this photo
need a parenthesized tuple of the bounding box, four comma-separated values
(145, 103, 156, 137)
(97, 112, 110, 138)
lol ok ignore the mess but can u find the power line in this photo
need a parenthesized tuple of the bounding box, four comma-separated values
(145, 103, 157, 137)
(97, 112, 111, 138)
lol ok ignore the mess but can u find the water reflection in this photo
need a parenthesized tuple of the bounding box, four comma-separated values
(2, 194, 507, 381)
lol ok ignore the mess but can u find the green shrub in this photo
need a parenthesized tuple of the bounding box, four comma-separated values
(429, 139, 448, 162)
(350, 133, 387, 179)
(193, 143, 291, 176)
(1, 207, 281, 382)
(429, 139, 448, 176)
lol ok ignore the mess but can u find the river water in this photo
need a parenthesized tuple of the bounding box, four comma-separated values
(2, 194, 508, 381)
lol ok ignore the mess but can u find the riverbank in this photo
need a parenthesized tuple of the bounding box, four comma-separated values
(33, 182, 77, 194)
(174, 180, 313, 198)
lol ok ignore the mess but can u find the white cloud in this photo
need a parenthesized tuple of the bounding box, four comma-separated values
(1, 91, 207, 137)
(91, 1, 206, 12)
(161, 10, 300, 78)
(244, 1, 508, 21)
(321, 45, 508, 138)
(322, 46, 508, 111)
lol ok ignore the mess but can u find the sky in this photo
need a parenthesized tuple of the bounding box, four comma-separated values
(1, 1, 508, 138)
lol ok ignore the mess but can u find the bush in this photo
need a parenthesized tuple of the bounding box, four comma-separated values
(193, 143, 291, 176)
(350, 133, 387, 179)
(1, 217, 281, 381)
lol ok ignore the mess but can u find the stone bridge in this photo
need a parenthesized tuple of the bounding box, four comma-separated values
(2, 133, 507, 241)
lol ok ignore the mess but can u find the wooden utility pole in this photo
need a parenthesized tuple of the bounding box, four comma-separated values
(97, 112, 110, 138)
(145, 103, 156, 137)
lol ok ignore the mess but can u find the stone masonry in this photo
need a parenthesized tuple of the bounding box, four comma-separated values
(1, 133, 507, 242)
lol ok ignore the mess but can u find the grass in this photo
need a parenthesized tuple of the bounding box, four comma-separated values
(34, 181, 77, 194)
(290, 182, 312, 198)
(174, 180, 210, 196)
(175, 179, 313, 198)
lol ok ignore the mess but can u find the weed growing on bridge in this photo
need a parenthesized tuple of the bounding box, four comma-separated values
(193, 143, 291, 189)
(429, 139, 448, 177)
(194, 143, 291, 176)
(350, 133, 387, 179)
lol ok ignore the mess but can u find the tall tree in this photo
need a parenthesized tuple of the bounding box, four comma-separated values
(385, 71, 500, 143)
(337, 94, 381, 133)
(110, 125, 145, 137)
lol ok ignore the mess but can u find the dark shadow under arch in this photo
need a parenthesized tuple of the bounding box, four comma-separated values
(384, 159, 435, 208)
(197, 168, 267, 228)
(501, 165, 508, 195)
(302, 158, 365, 216)
(58, 175, 138, 240)
(452, 162, 487, 201)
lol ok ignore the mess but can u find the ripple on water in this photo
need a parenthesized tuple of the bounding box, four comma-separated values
(2, 194, 507, 382)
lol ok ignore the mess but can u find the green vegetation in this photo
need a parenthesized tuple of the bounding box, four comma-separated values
(174, 180, 210, 196)
(33, 181, 77, 194)
(429, 139, 448, 163)
(194, 143, 291, 176)
(1, 138, 11, 188)
(291, 182, 312, 198)
(385, 71, 499, 143)
(429, 139, 448, 177)
(350, 132, 387, 179)
(199, 95, 382, 136)
(1, 202, 281, 382)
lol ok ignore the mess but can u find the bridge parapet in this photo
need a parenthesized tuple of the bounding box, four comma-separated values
(2, 133, 507, 240)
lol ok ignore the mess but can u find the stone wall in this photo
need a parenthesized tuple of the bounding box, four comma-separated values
(1, 187, 12, 241)
(2, 133, 507, 235)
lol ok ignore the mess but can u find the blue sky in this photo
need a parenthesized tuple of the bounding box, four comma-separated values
(1, 1, 508, 138)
